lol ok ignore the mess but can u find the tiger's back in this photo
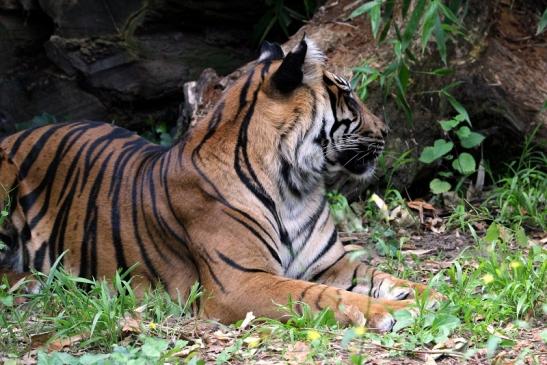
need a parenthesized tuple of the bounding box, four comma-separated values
(0, 121, 198, 296)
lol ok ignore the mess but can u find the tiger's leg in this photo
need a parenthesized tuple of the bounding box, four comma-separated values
(202, 271, 417, 332)
(312, 253, 446, 304)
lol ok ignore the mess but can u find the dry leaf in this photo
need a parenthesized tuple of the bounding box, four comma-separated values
(30, 331, 55, 349)
(120, 314, 142, 334)
(401, 249, 434, 257)
(341, 304, 367, 326)
(243, 336, 261, 348)
(423, 354, 438, 365)
(285, 341, 310, 364)
(48, 333, 88, 351)
(408, 200, 437, 224)
(239, 311, 255, 330)
(211, 330, 232, 342)
(370, 193, 389, 221)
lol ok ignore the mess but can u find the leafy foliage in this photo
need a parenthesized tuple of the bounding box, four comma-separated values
(254, 0, 319, 44)
(418, 110, 484, 194)
(485, 129, 546, 230)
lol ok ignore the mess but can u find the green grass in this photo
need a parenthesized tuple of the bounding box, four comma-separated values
(0, 259, 202, 363)
(486, 137, 546, 231)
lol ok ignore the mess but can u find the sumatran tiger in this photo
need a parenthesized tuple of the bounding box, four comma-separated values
(0, 37, 444, 332)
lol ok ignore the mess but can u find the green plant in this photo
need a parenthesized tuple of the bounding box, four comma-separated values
(418, 110, 485, 194)
(485, 129, 546, 230)
(327, 191, 365, 232)
(537, 8, 547, 35)
(37, 335, 190, 364)
(350, 0, 464, 120)
(254, 0, 319, 44)
(140, 119, 174, 147)
(351, 1, 486, 194)
(438, 224, 546, 343)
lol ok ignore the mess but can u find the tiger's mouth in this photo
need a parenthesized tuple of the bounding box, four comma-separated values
(335, 140, 384, 176)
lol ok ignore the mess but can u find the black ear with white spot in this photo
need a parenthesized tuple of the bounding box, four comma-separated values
(258, 41, 284, 62)
(270, 36, 326, 94)
(271, 38, 308, 94)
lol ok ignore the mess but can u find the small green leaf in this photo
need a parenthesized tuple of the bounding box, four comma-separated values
(439, 118, 460, 131)
(537, 8, 547, 35)
(0, 294, 13, 306)
(142, 337, 169, 359)
(341, 328, 358, 348)
(393, 310, 415, 332)
(401, 0, 427, 51)
(443, 92, 470, 123)
(455, 126, 471, 139)
(434, 14, 447, 65)
(370, 3, 382, 38)
(515, 226, 528, 245)
(486, 335, 502, 358)
(350, 1, 378, 18)
(459, 131, 485, 148)
(452, 152, 476, 174)
(438, 171, 453, 178)
(419, 139, 454, 163)
(421, 1, 438, 51)
(485, 223, 499, 243)
(430, 178, 452, 194)
(429, 67, 453, 76)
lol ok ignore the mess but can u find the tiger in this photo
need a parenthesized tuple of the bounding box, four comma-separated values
(0, 37, 443, 332)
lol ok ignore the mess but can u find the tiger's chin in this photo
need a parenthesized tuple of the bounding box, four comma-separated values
(325, 158, 379, 201)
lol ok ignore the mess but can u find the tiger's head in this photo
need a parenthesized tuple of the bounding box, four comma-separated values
(209, 36, 386, 196)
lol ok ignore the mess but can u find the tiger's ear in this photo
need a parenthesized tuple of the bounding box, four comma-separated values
(271, 36, 325, 94)
(258, 41, 284, 62)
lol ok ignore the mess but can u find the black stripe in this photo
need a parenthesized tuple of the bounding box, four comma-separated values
(345, 264, 360, 291)
(80, 151, 114, 278)
(224, 211, 282, 265)
(33, 241, 48, 270)
(17, 124, 67, 180)
(216, 250, 267, 273)
(367, 269, 377, 297)
(310, 252, 346, 282)
(49, 168, 81, 264)
(297, 230, 338, 279)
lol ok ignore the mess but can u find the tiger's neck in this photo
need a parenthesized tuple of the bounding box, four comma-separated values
(175, 113, 335, 272)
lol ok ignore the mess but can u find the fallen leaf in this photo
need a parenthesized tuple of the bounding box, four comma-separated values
(120, 314, 141, 334)
(48, 333, 88, 351)
(211, 330, 232, 342)
(408, 200, 437, 224)
(243, 336, 261, 348)
(30, 331, 55, 349)
(370, 193, 389, 221)
(285, 341, 310, 364)
(401, 249, 434, 257)
(239, 311, 255, 330)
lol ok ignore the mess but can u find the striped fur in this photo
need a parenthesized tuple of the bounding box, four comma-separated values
(0, 38, 443, 332)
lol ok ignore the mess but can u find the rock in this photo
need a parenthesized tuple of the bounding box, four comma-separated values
(0, 75, 107, 128)
(0, 0, 19, 10)
(44, 35, 135, 76)
(37, 0, 144, 38)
